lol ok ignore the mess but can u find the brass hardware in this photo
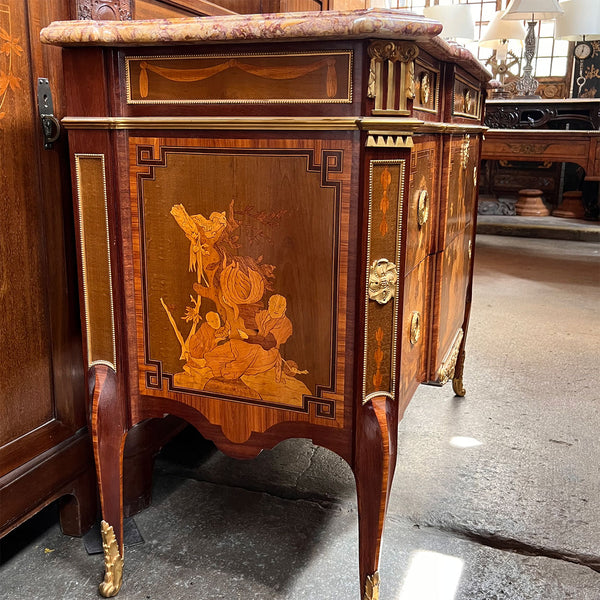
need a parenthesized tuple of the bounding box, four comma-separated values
(63, 116, 360, 131)
(364, 571, 380, 600)
(473, 165, 478, 187)
(367, 41, 418, 113)
(409, 311, 421, 345)
(420, 71, 431, 104)
(453, 376, 466, 397)
(368, 258, 398, 305)
(453, 346, 466, 397)
(468, 240, 473, 260)
(99, 520, 124, 598)
(63, 116, 488, 135)
(416, 190, 429, 228)
(366, 134, 414, 148)
(438, 329, 464, 384)
(37, 78, 60, 149)
(464, 87, 472, 112)
(461, 135, 471, 169)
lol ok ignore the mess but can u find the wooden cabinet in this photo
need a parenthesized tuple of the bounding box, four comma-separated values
(42, 9, 489, 599)
(0, 0, 97, 539)
(0, 0, 211, 542)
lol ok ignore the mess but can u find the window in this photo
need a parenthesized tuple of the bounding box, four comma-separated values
(392, 0, 570, 78)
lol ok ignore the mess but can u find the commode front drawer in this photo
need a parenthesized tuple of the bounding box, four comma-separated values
(429, 222, 473, 383)
(405, 137, 439, 275)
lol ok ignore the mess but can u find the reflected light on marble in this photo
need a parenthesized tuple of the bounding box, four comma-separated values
(397, 551, 464, 600)
(449, 436, 483, 449)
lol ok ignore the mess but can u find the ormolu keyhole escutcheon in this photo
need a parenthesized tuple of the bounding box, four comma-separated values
(409, 311, 421, 345)
(417, 190, 429, 228)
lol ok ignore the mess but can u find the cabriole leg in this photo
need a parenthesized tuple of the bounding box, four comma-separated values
(90, 365, 127, 597)
(354, 395, 397, 600)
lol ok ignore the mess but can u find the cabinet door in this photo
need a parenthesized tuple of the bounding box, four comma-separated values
(0, 0, 90, 535)
(429, 223, 472, 382)
(123, 134, 355, 451)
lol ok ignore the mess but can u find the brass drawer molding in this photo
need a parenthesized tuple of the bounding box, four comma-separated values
(409, 311, 421, 345)
(437, 328, 464, 384)
(416, 189, 429, 228)
(368, 258, 398, 305)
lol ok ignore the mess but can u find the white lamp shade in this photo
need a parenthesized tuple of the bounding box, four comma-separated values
(555, 0, 600, 40)
(480, 10, 526, 48)
(423, 4, 475, 41)
(503, 0, 564, 20)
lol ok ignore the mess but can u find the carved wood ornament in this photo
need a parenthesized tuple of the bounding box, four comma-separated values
(77, 0, 132, 20)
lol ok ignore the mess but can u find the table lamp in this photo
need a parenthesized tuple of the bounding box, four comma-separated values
(479, 10, 526, 96)
(423, 4, 475, 42)
(502, 0, 564, 97)
(555, 0, 600, 96)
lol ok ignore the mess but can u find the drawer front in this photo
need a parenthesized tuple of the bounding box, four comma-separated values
(429, 222, 472, 382)
(451, 73, 483, 121)
(127, 135, 355, 443)
(439, 134, 479, 249)
(124, 51, 354, 105)
(399, 255, 431, 406)
(405, 137, 439, 274)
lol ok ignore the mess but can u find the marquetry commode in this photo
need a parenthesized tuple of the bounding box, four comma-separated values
(42, 9, 489, 599)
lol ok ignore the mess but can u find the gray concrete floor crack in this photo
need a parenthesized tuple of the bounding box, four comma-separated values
(424, 524, 600, 574)
(160, 468, 348, 512)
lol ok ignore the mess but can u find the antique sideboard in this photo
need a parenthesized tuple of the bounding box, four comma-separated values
(481, 98, 600, 216)
(42, 9, 490, 599)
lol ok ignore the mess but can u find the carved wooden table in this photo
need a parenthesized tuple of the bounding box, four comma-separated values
(42, 9, 489, 599)
(481, 99, 600, 216)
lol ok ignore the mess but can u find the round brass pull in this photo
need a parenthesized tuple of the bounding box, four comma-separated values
(409, 311, 421, 345)
(416, 190, 429, 228)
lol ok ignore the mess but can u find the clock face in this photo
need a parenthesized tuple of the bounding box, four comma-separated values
(575, 42, 591, 60)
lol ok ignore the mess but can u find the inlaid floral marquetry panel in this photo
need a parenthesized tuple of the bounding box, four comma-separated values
(129, 136, 354, 430)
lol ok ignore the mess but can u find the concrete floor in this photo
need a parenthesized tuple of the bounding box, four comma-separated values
(1, 234, 599, 600)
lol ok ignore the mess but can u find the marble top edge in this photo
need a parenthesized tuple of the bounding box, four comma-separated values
(40, 9, 443, 47)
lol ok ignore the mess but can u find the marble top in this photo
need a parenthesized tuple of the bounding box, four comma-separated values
(40, 9, 490, 81)
(41, 9, 441, 46)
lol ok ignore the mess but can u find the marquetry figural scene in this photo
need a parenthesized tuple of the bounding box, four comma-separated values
(130, 138, 353, 423)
